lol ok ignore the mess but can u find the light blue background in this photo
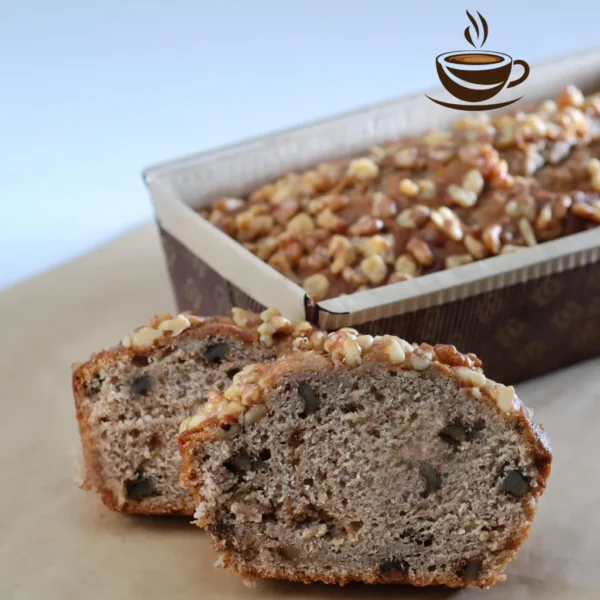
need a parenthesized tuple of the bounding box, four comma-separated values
(1, 0, 599, 289)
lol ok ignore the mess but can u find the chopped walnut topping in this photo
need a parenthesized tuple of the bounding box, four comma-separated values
(303, 273, 331, 301)
(371, 192, 398, 218)
(235, 213, 274, 242)
(399, 178, 419, 197)
(453, 366, 486, 387)
(482, 224, 502, 255)
(406, 236, 434, 266)
(347, 158, 379, 180)
(199, 85, 600, 302)
(462, 168, 485, 194)
(394, 147, 419, 168)
(500, 244, 526, 254)
(286, 213, 314, 235)
(356, 334, 374, 351)
(447, 184, 478, 208)
(396, 205, 431, 229)
(572, 200, 600, 223)
(231, 307, 261, 328)
(316, 208, 347, 232)
(417, 179, 437, 200)
(308, 194, 348, 214)
(122, 327, 163, 352)
(373, 335, 406, 365)
(348, 215, 384, 237)
(394, 253, 418, 277)
(360, 255, 388, 284)
(535, 204, 553, 231)
(257, 314, 292, 348)
(464, 234, 487, 260)
(158, 314, 191, 336)
(588, 158, 600, 192)
(388, 272, 412, 284)
(214, 197, 245, 213)
(430, 207, 464, 241)
(406, 347, 431, 370)
(556, 85, 584, 108)
(445, 254, 473, 270)
(519, 218, 537, 247)
(178, 324, 497, 435)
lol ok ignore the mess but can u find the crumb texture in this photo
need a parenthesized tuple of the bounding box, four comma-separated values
(184, 363, 551, 587)
(76, 334, 274, 514)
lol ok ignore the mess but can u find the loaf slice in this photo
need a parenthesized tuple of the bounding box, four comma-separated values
(72, 308, 321, 515)
(179, 330, 552, 587)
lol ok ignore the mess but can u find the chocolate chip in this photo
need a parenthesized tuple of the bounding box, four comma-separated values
(224, 452, 253, 476)
(502, 469, 530, 497)
(379, 558, 409, 579)
(278, 545, 302, 561)
(298, 382, 320, 414)
(419, 461, 441, 497)
(288, 428, 304, 449)
(211, 518, 231, 534)
(125, 471, 154, 499)
(439, 419, 486, 446)
(131, 355, 150, 367)
(131, 375, 153, 396)
(258, 448, 271, 462)
(226, 368, 241, 379)
(459, 557, 483, 584)
(85, 375, 103, 397)
(439, 422, 467, 445)
(253, 449, 272, 470)
(203, 343, 229, 363)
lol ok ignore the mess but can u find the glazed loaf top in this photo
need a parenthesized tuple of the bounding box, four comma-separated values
(201, 86, 600, 301)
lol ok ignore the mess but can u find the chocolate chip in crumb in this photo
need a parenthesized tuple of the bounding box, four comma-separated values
(85, 375, 103, 397)
(439, 419, 486, 446)
(203, 343, 229, 363)
(278, 545, 302, 561)
(131, 355, 151, 367)
(439, 422, 467, 445)
(379, 558, 409, 579)
(419, 461, 441, 497)
(298, 382, 320, 414)
(224, 452, 253, 476)
(125, 471, 154, 499)
(460, 557, 483, 584)
(502, 469, 530, 497)
(131, 375, 153, 396)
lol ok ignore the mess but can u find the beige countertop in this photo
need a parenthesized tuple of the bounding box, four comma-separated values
(1, 224, 598, 600)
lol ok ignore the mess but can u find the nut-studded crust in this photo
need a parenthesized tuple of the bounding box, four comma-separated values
(72, 308, 321, 515)
(202, 86, 600, 301)
(179, 329, 552, 587)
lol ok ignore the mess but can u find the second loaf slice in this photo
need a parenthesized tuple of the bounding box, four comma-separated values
(72, 308, 321, 515)
(179, 330, 552, 587)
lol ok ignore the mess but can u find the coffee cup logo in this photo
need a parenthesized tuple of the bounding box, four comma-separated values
(426, 11, 530, 111)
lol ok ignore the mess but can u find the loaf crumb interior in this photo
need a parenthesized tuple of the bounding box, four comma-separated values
(81, 336, 274, 513)
(191, 364, 547, 586)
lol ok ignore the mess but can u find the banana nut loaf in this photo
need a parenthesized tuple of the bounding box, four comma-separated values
(72, 308, 322, 515)
(179, 329, 552, 587)
(201, 85, 600, 301)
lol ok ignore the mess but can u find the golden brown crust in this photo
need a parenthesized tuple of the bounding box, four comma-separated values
(178, 330, 552, 587)
(72, 308, 319, 515)
(211, 545, 506, 587)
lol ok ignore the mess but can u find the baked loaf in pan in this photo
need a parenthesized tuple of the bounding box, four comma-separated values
(179, 330, 551, 587)
(202, 86, 600, 301)
(72, 308, 321, 515)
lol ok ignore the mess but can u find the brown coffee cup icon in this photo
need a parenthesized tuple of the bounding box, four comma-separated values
(436, 51, 530, 103)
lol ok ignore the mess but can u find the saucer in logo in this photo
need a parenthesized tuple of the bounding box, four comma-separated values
(426, 11, 530, 111)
